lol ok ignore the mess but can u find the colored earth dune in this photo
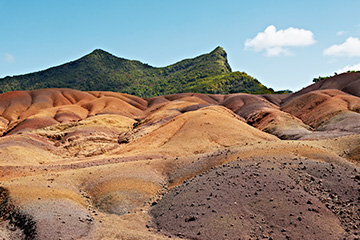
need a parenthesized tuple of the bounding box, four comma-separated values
(0, 72, 359, 239)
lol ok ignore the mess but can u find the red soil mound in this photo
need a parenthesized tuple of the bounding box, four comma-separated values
(282, 89, 360, 130)
(219, 93, 310, 139)
(1, 82, 359, 140)
(0, 89, 145, 136)
(285, 72, 360, 101)
(220, 93, 277, 117)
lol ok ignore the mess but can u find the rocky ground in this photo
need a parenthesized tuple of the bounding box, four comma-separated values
(151, 156, 360, 239)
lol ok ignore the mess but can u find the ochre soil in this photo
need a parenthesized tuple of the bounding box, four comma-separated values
(0, 72, 359, 239)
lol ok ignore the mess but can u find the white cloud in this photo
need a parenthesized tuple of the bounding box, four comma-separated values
(324, 37, 360, 57)
(336, 31, 347, 36)
(4, 53, 15, 63)
(265, 47, 292, 57)
(337, 63, 360, 73)
(244, 25, 316, 56)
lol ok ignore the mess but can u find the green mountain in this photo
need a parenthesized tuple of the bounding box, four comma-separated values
(0, 47, 275, 97)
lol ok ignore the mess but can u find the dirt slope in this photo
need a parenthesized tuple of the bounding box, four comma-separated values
(0, 73, 359, 239)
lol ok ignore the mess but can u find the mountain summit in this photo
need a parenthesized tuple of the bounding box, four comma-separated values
(0, 47, 273, 97)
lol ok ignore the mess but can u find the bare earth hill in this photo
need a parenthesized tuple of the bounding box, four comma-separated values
(0, 73, 359, 239)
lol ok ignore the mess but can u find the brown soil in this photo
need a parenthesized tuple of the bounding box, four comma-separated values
(150, 156, 360, 239)
(0, 73, 359, 239)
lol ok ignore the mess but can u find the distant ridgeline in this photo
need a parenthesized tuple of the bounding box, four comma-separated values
(0, 47, 287, 97)
(313, 71, 360, 83)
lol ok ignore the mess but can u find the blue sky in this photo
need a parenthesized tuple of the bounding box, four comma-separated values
(1, 0, 360, 91)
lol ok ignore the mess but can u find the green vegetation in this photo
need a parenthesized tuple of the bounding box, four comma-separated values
(274, 89, 292, 94)
(312, 75, 334, 83)
(0, 47, 278, 97)
(182, 72, 274, 94)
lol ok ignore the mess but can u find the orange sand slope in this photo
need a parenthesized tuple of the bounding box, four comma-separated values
(0, 73, 359, 239)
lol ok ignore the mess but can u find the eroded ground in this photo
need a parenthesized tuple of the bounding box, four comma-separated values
(0, 73, 359, 239)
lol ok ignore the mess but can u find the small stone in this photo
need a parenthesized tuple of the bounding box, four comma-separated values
(185, 216, 197, 222)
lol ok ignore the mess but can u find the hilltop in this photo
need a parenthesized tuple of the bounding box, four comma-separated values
(0, 47, 275, 97)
